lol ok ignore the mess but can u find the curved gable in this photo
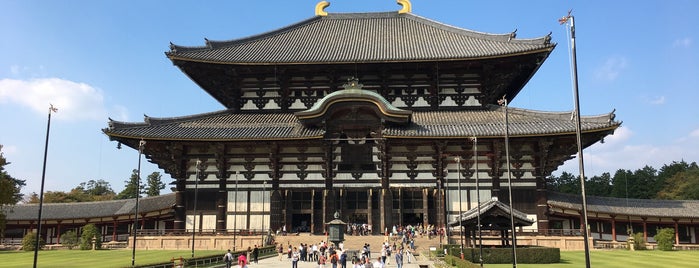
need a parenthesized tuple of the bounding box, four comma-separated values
(294, 79, 412, 127)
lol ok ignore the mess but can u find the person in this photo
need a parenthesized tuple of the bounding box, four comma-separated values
(292, 247, 300, 268)
(223, 249, 234, 268)
(329, 250, 339, 268)
(252, 244, 259, 264)
(318, 252, 327, 268)
(279, 243, 285, 261)
(372, 256, 383, 268)
(394, 248, 404, 268)
(238, 253, 248, 268)
(340, 250, 347, 268)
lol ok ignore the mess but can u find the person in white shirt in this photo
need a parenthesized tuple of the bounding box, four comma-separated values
(372, 256, 384, 268)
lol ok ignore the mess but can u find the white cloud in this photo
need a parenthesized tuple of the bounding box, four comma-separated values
(673, 37, 692, 48)
(649, 96, 665, 105)
(594, 56, 628, 81)
(0, 78, 107, 121)
(558, 127, 699, 176)
(691, 129, 699, 138)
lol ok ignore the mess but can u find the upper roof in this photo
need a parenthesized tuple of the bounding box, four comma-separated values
(103, 105, 619, 141)
(2, 194, 175, 221)
(167, 11, 554, 65)
(547, 191, 699, 219)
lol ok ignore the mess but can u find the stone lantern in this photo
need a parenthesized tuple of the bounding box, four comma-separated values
(326, 211, 346, 248)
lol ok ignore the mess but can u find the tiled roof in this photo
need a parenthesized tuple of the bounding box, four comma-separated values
(547, 191, 699, 219)
(104, 105, 619, 141)
(449, 197, 535, 227)
(167, 12, 553, 64)
(3, 194, 175, 221)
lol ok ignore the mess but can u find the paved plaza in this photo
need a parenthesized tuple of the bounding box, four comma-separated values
(214, 253, 434, 268)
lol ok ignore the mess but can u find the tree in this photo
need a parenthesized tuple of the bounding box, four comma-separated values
(79, 223, 102, 250)
(548, 171, 580, 194)
(116, 169, 145, 199)
(26, 180, 116, 203)
(586, 172, 612, 197)
(610, 169, 632, 198)
(77, 179, 116, 200)
(0, 145, 26, 235)
(145, 172, 166, 197)
(22, 232, 44, 251)
(656, 168, 699, 200)
(654, 228, 675, 251)
(60, 230, 79, 249)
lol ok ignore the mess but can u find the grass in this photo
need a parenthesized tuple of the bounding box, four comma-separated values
(0, 249, 223, 268)
(483, 250, 699, 268)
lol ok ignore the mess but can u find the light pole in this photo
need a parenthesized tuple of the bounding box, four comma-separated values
(498, 95, 517, 268)
(131, 139, 145, 268)
(233, 171, 238, 251)
(191, 159, 201, 258)
(444, 164, 449, 244)
(472, 137, 483, 267)
(33, 104, 57, 268)
(455, 156, 464, 259)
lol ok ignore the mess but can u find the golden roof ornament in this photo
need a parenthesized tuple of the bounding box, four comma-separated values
(315, 1, 330, 16)
(397, 0, 412, 14)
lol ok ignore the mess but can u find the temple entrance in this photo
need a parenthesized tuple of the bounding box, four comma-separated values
(291, 214, 311, 233)
(402, 212, 423, 226)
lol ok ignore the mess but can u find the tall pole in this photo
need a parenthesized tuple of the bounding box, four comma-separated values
(131, 139, 145, 268)
(444, 165, 449, 244)
(472, 137, 483, 267)
(561, 12, 591, 268)
(233, 171, 238, 251)
(498, 96, 517, 268)
(456, 156, 464, 259)
(192, 159, 201, 258)
(33, 104, 57, 268)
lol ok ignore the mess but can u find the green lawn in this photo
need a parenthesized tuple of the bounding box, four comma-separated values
(0, 249, 223, 268)
(485, 250, 699, 268)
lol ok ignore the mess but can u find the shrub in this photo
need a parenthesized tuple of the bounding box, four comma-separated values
(631, 232, 647, 250)
(60, 230, 79, 249)
(444, 254, 481, 268)
(21, 232, 45, 251)
(654, 228, 675, 251)
(79, 223, 102, 250)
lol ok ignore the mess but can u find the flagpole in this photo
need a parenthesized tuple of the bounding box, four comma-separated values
(33, 104, 57, 268)
(131, 139, 145, 268)
(498, 96, 517, 268)
(561, 11, 591, 268)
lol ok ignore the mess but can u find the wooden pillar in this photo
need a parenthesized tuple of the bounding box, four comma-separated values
(112, 218, 118, 241)
(611, 217, 617, 242)
(56, 221, 62, 244)
(367, 188, 373, 234)
(174, 179, 186, 230)
(398, 188, 403, 227)
(216, 182, 227, 233)
(215, 148, 228, 233)
(422, 188, 429, 228)
(642, 218, 648, 243)
(674, 219, 680, 245)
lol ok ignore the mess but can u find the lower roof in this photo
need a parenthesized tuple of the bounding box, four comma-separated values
(3, 194, 175, 222)
(547, 191, 699, 219)
(104, 105, 619, 142)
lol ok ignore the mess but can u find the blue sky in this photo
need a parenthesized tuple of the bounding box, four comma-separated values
(1, 0, 697, 196)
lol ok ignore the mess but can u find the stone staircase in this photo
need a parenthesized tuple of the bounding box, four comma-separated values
(272, 233, 443, 253)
